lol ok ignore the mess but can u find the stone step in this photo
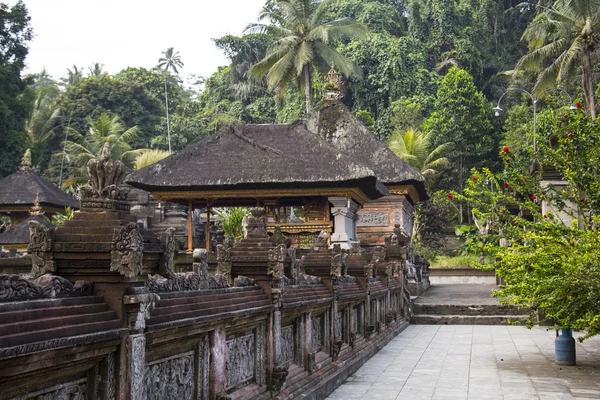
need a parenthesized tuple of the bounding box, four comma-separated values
(0, 302, 110, 324)
(410, 314, 529, 325)
(0, 310, 118, 336)
(413, 303, 528, 316)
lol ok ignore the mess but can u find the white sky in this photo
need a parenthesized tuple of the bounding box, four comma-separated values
(15, 0, 266, 81)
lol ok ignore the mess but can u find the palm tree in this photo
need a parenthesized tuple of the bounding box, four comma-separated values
(514, 0, 600, 118)
(134, 149, 171, 170)
(386, 128, 451, 179)
(158, 47, 184, 152)
(62, 64, 83, 87)
(25, 87, 60, 144)
(246, 0, 368, 114)
(88, 62, 105, 77)
(60, 113, 143, 188)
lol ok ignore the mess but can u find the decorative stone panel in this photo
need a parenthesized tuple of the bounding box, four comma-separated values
(351, 308, 358, 334)
(144, 352, 195, 400)
(311, 315, 323, 352)
(11, 378, 87, 400)
(279, 325, 295, 365)
(226, 333, 255, 389)
(356, 212, 389, 227)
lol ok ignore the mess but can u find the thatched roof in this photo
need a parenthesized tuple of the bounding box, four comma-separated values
(0, 215, 50, 245)
(308, 103, 429, 201)
(0, 170, 80, 210)
(126, 122, 388, 200)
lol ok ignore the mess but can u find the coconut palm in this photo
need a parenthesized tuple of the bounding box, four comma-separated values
(60, 113, 143, 188)
(134, 149, 171, 170)
(386, 128, 451, 179)
(514, 0, 600, 118)
(88, 62, 105, 77)
(246, 0, 368, 114)
(158, 47, 184, 152)
(25, 87, 60, 144)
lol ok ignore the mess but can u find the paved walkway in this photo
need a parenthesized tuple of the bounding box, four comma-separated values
(327, 325, 600, 400)
(413, 284, 499, 305)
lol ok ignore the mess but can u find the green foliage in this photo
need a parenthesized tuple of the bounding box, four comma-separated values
(425, 67, 497, 192)
(355, 109, 374, 131)
(454, 108, 600, 338)
(430, 254, 491, 269)
(214, 207, 250, 241)
(0, 1, 32, 178)
(135, 149, 171, 170)
(413, 192, 455, 258)
(48, 207, 74, 227)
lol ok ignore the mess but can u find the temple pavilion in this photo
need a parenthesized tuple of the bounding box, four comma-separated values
(126, 68, 427, 251)
(0, 150, 79, 251)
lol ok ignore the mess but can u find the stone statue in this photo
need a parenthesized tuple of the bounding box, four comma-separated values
(28, 219, 55, 277)
(110, 223, 144, 278)
(216, 244, 232, 282)
(245, 208, 267, 238)
(313, 230, 328, 250)
(268, 244, 287, 279)
(158, 227, 177, 279)
(323, 65, 345, 101)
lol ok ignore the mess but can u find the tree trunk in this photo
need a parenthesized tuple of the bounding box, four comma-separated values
(583, 51, 597, 119)
(303, 64, 313, 115)
(164, 78, 171, 152)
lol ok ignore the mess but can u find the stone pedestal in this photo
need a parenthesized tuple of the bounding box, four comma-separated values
(329, 197, 359, 249)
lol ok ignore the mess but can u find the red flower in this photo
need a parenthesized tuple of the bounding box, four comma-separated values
(503, 146, 509, 153)
(543, 214, 548, 219)
(522, 177, 526, 182)
(472, 176, 477, 181)
(563, 114, 569, 119)
(503, 182, 509, 188)
(447, 193, 453, 199)
(531, 195, 537, 201)
(576, 102, 581, 108)
(505, 158, 510, 163)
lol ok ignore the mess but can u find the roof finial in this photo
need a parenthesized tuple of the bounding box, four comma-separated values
(324, 65, 344, 101)
(20, 149, 32, 171)
(30, 192, 44, 216)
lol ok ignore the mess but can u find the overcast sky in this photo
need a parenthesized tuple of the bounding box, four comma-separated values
(16, 0, 266, 81)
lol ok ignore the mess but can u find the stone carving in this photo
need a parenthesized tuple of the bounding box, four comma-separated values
(28, 219, 55, 277)
(226, 334, 255, 389)
(110, 223, 144, 278)
(158, 227, 176, 279)
(20, 378, 87, 400)
(216, 244, 232, 282)
(279, 325, 295, 365)
(364, 263, 374, 279)
(128, 334, 145, 400)
(311, 316, 322, 352)
(313, 230, 329, 250)
(269, 364, 289, 394)
(349, 332, 356, 347)
(0, 275, 91, 302)
(216, 392, 232, 400)
(332, 340, 343, 361)
(288, 247, 299, 279)
(334, 311, 342, 341)
(296, 273, 322, 286)
(331, 253, 342, 277)
(356, 212, 389, 227)
(245, 208, 268, 238)
(270, 226, 288, 245)
(125, 293, 159, 330)
(323, 65, 345, 101)
(351, 308, 358, 334)
(146, 273, 200, 292)
(143, 352, 195, 400)
(234, 275, 256, 287)
(268, 244, 287, 279)
(81, 143, 127, 201)
(335, 275, 357, 285)
(350, 242, 362, 255)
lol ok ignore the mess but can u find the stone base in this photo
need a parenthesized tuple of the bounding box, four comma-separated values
(407, 280, 430, 296)
(81, 198, 130, 212)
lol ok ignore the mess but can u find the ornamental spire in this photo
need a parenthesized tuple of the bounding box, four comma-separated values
(324, 65, 344, 101)
(30, 193, 44, 216)
(20, 149, 32, 171)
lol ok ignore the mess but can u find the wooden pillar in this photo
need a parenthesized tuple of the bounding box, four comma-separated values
(187, 200, 193, 253)
(205, 201, 211, 252)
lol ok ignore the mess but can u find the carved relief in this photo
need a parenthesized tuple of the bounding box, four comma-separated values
(311, 316, 323, 352)
(159, 227, 176, 279)
(226, 334, 255, 389)
(245, 208, 268, 238)
(143, 353, 195, 400)
(268, 244, 287, 279)
(351, 308, 358, 334)
(216, 244, 232, 281)
(81, 143, 128, 201)
(15, 378, 87, 400)
(279, 325, 295, 365)
(356, 212, 389, 227)
(0, 275, 91, 302)
(268, 364, 289, 394)
(146, 273, 200, 292)
(334, 311, 342, 341)
(110, 223, 144, 278)
(28, 220, 55, 277)
(331, 253, 342, 277)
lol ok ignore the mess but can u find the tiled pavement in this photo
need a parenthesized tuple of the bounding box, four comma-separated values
(327, 325, 600, 400)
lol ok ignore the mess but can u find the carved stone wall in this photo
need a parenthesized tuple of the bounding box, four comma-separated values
(11, 378, 87, 400)
(226, 333, 255, 389)
(356, 212, 389, 227)
(279, 325, 295, 365)
(351, 308, 358, 334)
(144, 352, 195, 400)
(311, 315, 323, 353)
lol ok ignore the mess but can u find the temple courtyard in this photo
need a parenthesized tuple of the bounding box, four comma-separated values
(327, 324, 600, 400)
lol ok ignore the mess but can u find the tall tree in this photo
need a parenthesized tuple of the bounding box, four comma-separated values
(0, 0, 32, 177)
(158, 47, 184, 152)
(247, 0, 368, 114)
(88, 62, 105, 77)
(514, 0, 600, 118)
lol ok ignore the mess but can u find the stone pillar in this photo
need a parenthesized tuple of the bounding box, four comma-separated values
(273, 310, 282, 365)
(304, 311, 312, 370)
(329, 197, 360, 249)
(127, 334, 145, 400)
(210, 327, 227, 398)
